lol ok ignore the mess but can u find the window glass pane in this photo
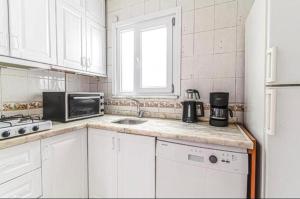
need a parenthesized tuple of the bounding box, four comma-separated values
(141, 27, 168, 88)
(120, 30, 134, 92)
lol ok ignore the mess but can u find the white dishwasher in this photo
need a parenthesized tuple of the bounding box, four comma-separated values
(156, 140, 249, 198)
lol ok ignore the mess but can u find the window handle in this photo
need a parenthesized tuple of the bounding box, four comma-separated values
(136, 57, 140, 63)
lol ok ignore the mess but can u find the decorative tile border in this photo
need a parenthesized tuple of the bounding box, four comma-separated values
(2, 101, 42, 112)
(105, 99, 245, 112)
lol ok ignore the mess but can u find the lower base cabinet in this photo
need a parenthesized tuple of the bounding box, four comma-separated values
(41, 129, 88, 198)
(88, 129, 155, 198)
(0, 168, 42, 198)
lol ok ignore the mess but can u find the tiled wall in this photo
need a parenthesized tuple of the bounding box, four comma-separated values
(100, 0, 254, 123)
(0, 67, 99, 117)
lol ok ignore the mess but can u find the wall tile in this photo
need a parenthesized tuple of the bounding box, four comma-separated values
(195, 0, 214, 9)
(236, 77, 244, 103)
(182, 34, 194, 57)
(194, 31, 214, 55)
(195, 6, 214, 32)
(213, 53, 236, 78)
(212, 78, 236, 102)
(145, 0, 159, 14)
(2, 75, 29, 102)
(214, 27, 237, 54)
(237, 25, 245, 51)
(194, 78, 213, 102)
(177, 0, 194, 12)
(215, 1, 237, 29)
(237, 0, 254, 25)
(159, 0, 177, 10)
(181, 57, 194, 80)
(182, 11, 194, 35)
(236, 52, 245, 78)
(194, 54, 214, 79)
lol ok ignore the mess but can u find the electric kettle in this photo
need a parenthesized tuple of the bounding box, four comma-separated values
(181, 89, 204, 123)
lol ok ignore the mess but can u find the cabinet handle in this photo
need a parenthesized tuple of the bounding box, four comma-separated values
(112, 137, 115, 150)
(265, 88, 277, 136)
(266, 47, 277, 83)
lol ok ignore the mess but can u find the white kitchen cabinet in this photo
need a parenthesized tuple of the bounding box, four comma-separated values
(8, 0, 57, 64)
(88, 129, 156, 198)
(56, 0, 86, 71)
(86, 0, 105, 26)
(0, 141, 41, 185)
(0, 0, 9, 56)
(86, 18, 106, 75)
(117, 133, 156, 198)
(0, 168, 42, 198)
(41, 129, 88, 198)
(88, 129, 118, 198)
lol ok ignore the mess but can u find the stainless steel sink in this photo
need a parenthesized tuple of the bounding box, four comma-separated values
(112, 118, 147, 125)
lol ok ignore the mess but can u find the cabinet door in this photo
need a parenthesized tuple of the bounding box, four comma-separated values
(117, 134, 155, 198)
(88, 129, 118, 198)
(86, 18, 106, 75)
(0, 169, 42, 198)
(0, 0, 9, 56)
(0, 141, 41, 185)
(86, 0, 105, 26)
(57, 0, 86, 71)
(41, 129, 88, 198)
(8, 0, 56, 64)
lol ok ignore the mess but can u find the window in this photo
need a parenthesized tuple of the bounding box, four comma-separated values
(112, 8, 181, 97)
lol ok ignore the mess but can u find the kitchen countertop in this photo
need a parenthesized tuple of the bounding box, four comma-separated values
(0, 115, 253, 150)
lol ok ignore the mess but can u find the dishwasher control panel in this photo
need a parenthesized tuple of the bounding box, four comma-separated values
(156, 140, 248, 174)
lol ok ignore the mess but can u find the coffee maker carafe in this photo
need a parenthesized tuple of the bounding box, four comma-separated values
(182, 89, 204, 123)
(209, 92, 233, 127)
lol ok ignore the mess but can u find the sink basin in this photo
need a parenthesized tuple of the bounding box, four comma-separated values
(112, 118, 147, 125)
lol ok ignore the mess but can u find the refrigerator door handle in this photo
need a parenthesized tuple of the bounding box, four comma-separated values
(266, 47, 277, 83)
(265, 89, 277, 136)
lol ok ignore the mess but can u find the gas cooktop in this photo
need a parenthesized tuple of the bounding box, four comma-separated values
(0, 114, 52, 140)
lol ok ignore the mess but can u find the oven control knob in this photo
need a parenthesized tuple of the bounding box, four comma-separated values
(32, 126, 39, 131)
(18, 128, 26, 134)
(2, 131, 10, 138)
(209, 155, 218, 164)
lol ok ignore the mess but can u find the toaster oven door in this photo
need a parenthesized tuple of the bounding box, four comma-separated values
(68, 94, 101, 120)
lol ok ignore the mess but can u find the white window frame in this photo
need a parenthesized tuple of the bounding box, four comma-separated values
(112, 7, 181, 98)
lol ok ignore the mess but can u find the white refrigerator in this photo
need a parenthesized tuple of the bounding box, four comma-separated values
(245, 0, 300, 198)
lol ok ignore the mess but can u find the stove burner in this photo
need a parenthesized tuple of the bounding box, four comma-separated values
(0, 114, 52, 140)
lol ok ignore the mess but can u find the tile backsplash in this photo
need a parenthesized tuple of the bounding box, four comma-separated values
(100, 0, 254, 123)
(0, 67, 99, 117)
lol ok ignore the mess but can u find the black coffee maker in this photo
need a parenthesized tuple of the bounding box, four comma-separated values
(209, 92, 233, 127)
(182, 89, 204, 123)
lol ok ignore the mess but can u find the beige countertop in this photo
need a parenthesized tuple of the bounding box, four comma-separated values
(0, 115, 253, 150)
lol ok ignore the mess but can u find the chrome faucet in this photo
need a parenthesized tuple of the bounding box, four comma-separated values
(127, 98, 145, 118)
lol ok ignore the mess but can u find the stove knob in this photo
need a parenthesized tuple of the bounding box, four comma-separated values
(18, 128, 26, 135)
(209, 155, 218, 164)
(32, 126, 39, 131)
(2, 131, 10, 138)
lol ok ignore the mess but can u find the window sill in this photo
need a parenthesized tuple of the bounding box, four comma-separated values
(112, 95, 180, 99)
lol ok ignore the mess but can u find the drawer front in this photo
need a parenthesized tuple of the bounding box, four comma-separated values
(0, 168, 42, 198)
(0, 141, 41, 185)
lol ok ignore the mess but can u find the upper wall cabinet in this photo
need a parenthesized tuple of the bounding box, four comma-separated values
(56, 0, 86, 71)
(8, 0, 57, 65)
(0, 0, 9, 56)
(86, 0, 105, 26)
(56, 0, 106, 75)
(86, 18, 106, 75)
